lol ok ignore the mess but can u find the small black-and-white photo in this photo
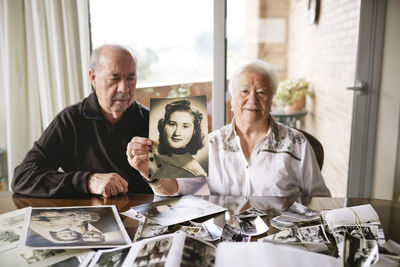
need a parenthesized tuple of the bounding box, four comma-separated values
(283, 201, 319, 220)
(262, 227, 303, 244)
(20, 249, 66, 264)
(238, 216, 269, 236)
(94, 246, 131, 267)
(333, 225, 377, 241)
(0, 208, 28, 252)
(148, 95, 208, 178)
(220, 224, 250, 242)
(234, 206, 267, 219)
(298, 224, 330, 243)
(133, 236, 173, 267)
(131, 195, 226, 226)
(22, 206, 131, 249)
(343, 232, 379, 267)
(180, 236, 216, 267)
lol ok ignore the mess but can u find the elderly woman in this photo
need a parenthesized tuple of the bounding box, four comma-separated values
(149, 99, 207, 178)
(127, 60, 330, 197)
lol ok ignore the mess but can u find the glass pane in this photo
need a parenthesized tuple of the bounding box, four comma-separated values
(89, 0, 213, 132)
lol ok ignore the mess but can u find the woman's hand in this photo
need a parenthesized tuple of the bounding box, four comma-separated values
(126, 137, 153, 178)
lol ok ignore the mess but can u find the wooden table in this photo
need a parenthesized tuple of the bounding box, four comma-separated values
(0, 192, 399, 243)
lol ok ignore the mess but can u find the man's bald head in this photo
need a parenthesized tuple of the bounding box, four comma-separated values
(90, 44, 137, 72)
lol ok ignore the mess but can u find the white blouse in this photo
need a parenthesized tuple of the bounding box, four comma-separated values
(174, 117, 331, 197)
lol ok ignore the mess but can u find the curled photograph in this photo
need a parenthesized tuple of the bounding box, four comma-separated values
(148, 95, 208, 178)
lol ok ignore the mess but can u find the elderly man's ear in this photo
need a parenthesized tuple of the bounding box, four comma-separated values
(89, 69, 96, 88)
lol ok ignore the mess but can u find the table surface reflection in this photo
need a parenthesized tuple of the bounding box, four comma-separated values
(0, 192, 399, 243)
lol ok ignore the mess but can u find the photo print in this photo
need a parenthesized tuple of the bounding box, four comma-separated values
(90, 245, 131, 267)
(2, 248, 93, 267)
(261, 227, 303, 244)
(343, 233, 379, 267)
(21, 206, 131, 249)
(131, 195, 226, 226)
(234, 206, 267, 219)
(148, 95, 208, 178)
(298, 224, 330, 243)
(180, 236, 216, 267)
(220, 224, 250, 243)
(0, 207, 29, 252)
(237, 216, 269, 236)
(132, 236, 173, 267)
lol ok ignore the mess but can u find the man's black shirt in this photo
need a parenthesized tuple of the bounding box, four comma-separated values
(12, 92, 152, 197)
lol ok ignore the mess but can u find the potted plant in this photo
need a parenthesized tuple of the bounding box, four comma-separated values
(273, 78, 312, 111)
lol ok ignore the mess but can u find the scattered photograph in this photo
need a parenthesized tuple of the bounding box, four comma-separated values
(21, 206, 131, 249)
(261, 227, 303, 244)
(131, 195, 227, 226)
(282, 202, 320, 221)
(128, 210, 169, 242)
(148, 95, 209, 178)
(298, 224, 330, 243)
(234, 206, 267, 219)
(333, 225, 378, 245)
(133, 236, 173, 267)
(180, 236, 216, 267)
(173, 225, 202, 236)
(343, 232, 379, 267)
(1, 248, 94, 267)
(190, 218, 223, 241)
(220, 224, 250, 242)
(238, 216, 269, 236)
(91, 246, 131, 267)
(0, 207, 29, 252)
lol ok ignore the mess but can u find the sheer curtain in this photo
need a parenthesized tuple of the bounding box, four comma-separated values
(0, 0, 92, 190)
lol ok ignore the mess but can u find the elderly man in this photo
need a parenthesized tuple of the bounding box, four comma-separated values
(127, 60, 331, 197)
(12, 44, 152, 197)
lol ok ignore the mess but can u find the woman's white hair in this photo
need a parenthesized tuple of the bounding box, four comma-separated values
(228, 59, 278, 96)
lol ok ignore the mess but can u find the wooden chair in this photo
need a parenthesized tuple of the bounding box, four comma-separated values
(296, 128, 324, 170)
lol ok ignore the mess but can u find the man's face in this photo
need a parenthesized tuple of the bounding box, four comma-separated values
(54, 229, 80, 241)
(165, 111, 195, 149)
(89, 48, 137, 123)
(231, 72, 272, 125)
(82, 230, 105, 242)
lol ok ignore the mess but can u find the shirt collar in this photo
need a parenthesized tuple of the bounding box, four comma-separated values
(82, 91, 138, 127)
(227, 114, 281, 143)
(82, 91, 104, 120)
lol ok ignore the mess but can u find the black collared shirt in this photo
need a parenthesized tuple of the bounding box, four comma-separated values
(12, 92, 152, 197)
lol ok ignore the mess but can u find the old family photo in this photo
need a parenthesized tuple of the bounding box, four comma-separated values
(21, 206, 131, 249)
(149, 95, 209, 178)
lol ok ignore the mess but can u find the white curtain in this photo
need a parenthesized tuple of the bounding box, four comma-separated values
(0, 0, 92, 190)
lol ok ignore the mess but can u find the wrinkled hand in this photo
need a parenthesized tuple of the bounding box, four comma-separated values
(126, 136, 153, 178)
(88, 173, 128, 197)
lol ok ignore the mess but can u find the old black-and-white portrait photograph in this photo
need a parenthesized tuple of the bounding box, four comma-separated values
(0, 207, 28, 252)
(133, 236, 173, 267)
(262, 227, 303, 244)
(22, 206, 131, 249)
(92, 246, 131, 267)
(148, 95, 208, 178)
(180, 236, 216, 267)
(220, 224, 250, 242)
(131, 195, 226, 226)
(238, 216, 269, 236)
(298, 224, 329, 243)
(343, 232, 379, 267)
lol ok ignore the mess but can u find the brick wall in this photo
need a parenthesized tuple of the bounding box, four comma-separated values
(287, 0, 360, 197)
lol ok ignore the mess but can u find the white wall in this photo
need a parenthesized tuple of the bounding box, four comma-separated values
(371, 0, 400, 200)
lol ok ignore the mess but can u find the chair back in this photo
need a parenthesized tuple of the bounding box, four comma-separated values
(296, 128, 324, 170)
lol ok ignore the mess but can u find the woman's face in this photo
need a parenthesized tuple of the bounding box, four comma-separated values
(231, 71, 272, 125)
(165, 111, 195, 149)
